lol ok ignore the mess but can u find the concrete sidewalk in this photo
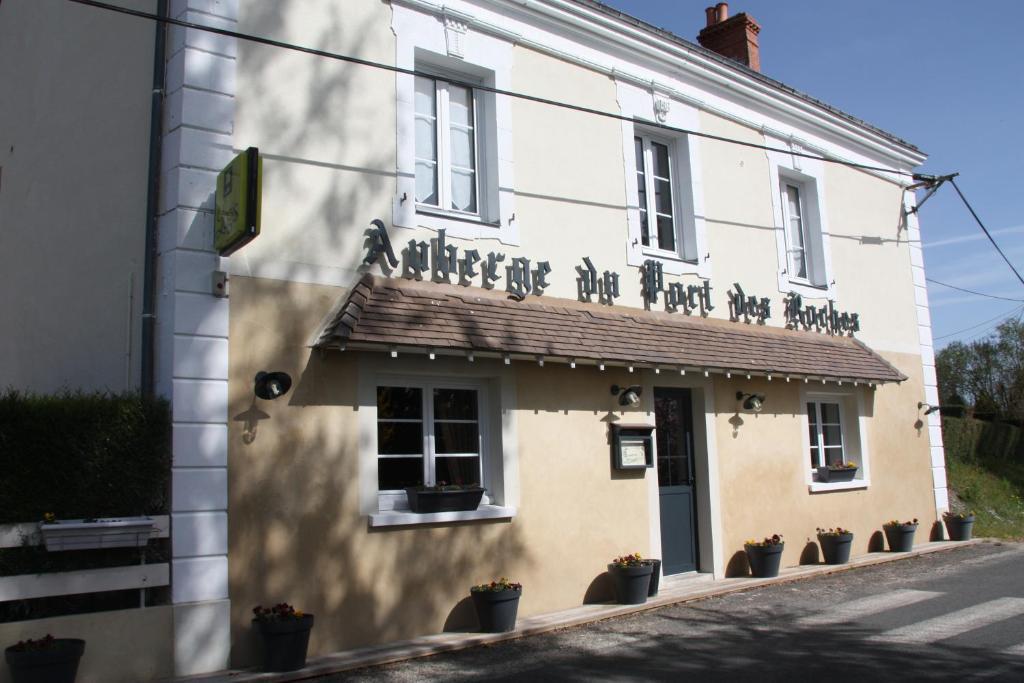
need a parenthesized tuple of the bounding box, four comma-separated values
(179, 540, 981, 683)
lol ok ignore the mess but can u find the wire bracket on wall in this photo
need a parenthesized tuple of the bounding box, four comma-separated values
(907, 172, 959, 214)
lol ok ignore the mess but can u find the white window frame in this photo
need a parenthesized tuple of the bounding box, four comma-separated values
(767, 137, 836, 299)
(781, 181, 813, 285)
(617, 79, 709, 278)
(414, 71, 484, 219)
(375, 379, 487, 505)
(801, 387, 871, 492)
(634, 134, 684, 258)
(358, 356, 519, 527)
(807, 400, 846, 469)
(392, 5, 518, 244)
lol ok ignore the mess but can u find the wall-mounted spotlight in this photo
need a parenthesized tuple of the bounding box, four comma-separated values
(611, 384, 642, 407)
(254, 371, 292, 400)
(918, 401, 940, 415)
(736, 391, 765, 413)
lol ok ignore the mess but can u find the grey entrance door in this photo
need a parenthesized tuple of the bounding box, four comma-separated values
(655, 387, 699, 574)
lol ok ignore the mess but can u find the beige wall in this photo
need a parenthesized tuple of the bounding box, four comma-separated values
(227, 275, 652, 666)
(0, 606, 172, 683)
(712, 351, 937, 575)
(0, 0, 155, 392)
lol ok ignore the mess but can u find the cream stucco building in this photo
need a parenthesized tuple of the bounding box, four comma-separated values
(2, 0, 946, 679)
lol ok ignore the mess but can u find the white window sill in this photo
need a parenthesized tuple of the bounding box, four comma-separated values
(808, 479, 869, 493)
(368, 505, 516, 528)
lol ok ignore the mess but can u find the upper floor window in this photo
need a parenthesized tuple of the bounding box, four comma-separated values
(634, 135, 677, 253)
(415, 76, 480, 215)
(782, 181, 812, 281)
(766, 139, 834, 297)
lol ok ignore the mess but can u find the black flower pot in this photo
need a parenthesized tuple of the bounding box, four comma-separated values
(817, 466, 858, 483)
(944, 515, 975, 541)
(818, 533, 854, 565)
(745, 543, 784, 578)
(405, 487, 485, 513)
(471, 588, 522, 632)
(253, 614, 314, 673)
(5, 638, 85, 683)
(884, 524, 917, 552)
(647, 559, 662, 597)
(607, 563, 653, 604)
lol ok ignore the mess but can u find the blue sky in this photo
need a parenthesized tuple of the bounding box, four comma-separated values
(604, 0, 1024, 348)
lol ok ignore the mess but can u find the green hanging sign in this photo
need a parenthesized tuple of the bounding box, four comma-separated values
(214, 147, 262, 256)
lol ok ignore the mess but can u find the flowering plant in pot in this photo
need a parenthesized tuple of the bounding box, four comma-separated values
(883, 518, 918, 552)
(252, 603, 314, 672)
(816, 527, 854, 565)
(5, 634, 85, 683)
(943, 511, 976, 541)
(744, 534, 784, 578)
(470, 578, 522, 632)
(606, 553, 654, 605)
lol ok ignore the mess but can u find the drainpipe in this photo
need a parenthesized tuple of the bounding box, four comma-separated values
(141, 0, 168, 397)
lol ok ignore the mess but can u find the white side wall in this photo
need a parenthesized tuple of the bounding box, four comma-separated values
(0, 0, 156, 392)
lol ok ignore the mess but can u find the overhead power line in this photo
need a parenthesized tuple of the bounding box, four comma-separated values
(64, 0, 915, 178)
(932, 303, 1024, 341)
(948, 178, 1024, 290)
(925, 278, 1024, 303)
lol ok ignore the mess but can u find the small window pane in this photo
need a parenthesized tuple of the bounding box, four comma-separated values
(450, 127, 475, 168)
(414, 77, 436, 116)
(434, 389, 478, 420)
(821, 403, 841, 424)
(415, 117, 437, 160)
(656, 216, 675, 252)
(448, 85, 473, 126)
(822, 425, 843, 448)
(786, 184, 801, 219)
(435, 422, 479, 454)
(450, 168, 476, 213)
(652, 141, 671, 179)
(807, 403, 817, 425)
(655, 178, 674, 215)
(378, 457, 424, 490)
(377, 422, 423, 455)
(434, 456, 481, 487)
(810, 449, 818, 469)
(635, 138, 650, 247)
(824, 448, 844, 467)
(808, 424, 817, 448)
(377, 387, 422, 419)
(415, 162, 438, 206)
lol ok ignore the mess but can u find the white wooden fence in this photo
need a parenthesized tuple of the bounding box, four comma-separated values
(0, 516, 169, 604)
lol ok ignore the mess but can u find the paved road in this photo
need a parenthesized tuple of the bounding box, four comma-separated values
(330, 541, 1024, 682)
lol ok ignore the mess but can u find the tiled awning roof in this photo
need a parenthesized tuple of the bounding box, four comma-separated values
(315, 275, 906, 385)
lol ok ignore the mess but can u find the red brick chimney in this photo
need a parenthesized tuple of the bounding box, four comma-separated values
(697, 3, 761, 72)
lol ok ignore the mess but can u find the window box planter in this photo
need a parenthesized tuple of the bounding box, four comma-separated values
(607, 562, 654, 605)
(817, 531, 854, 565)
(745, 542, 785, 578)
(253, 614, 314, 673)
(943, 513, 975, 541)
(883, 521, 918, 552)
(816, 465, 858, 483)
(404, 486, 485, 513)
(5, 637, 85, 683)
(470, 586, 522, 633)
(39, 517, 154, 552)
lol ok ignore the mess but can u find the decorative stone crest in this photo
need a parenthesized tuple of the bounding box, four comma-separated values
(444, 15, 469, 59)
(653, 93, 671, 122)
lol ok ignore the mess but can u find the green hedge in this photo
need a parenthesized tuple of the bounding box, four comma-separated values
(0, 391, 170, 523)
(942, 416, 1024, 464)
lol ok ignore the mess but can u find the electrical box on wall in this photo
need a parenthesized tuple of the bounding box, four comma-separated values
(610, 423, 655, 470)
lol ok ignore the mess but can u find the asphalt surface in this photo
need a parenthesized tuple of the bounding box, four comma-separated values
(323, 541, 1024, 682)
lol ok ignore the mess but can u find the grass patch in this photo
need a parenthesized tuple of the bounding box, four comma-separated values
(946, 454, 1024, 539)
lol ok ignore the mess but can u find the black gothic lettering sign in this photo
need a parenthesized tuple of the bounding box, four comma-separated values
(361, 220, 860, 334)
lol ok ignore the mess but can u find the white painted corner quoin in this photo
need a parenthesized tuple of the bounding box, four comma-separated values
(158, 0, 237, 676)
